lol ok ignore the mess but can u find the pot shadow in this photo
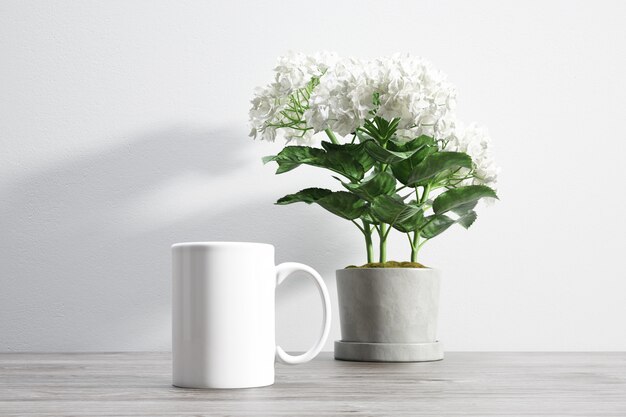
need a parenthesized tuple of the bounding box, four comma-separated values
(0, 125, 354, 351)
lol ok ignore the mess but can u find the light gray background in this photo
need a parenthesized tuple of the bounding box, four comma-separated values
(1, 0, 625, 352)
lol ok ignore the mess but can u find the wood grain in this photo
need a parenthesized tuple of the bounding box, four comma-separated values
(0, 352, 624, 416)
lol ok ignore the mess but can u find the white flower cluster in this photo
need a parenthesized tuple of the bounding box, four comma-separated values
(249, 52, 498, 186)
(305, 54, 457, 138)
(444, 122, 500, 187)
(249, 52, 456, 143)
(249, 51, 338, 144)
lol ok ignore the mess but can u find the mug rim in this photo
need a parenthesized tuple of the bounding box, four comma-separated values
(171, 241, 274, 249)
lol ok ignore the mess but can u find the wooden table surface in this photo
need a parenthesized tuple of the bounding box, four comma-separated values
(1, 352, 624, 416)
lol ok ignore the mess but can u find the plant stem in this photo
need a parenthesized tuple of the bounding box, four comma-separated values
(420, 184, 432, 204)
(363, 221, 373, 263)
(379, 139, 388, 172)
(324, 129, 339, 144)
(411, 231, 420, 262)
(379, 223, 388, 263)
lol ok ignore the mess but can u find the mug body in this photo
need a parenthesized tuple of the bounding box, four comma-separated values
(172, 242, 276, 388)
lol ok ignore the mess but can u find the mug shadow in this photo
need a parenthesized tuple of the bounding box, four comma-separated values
(0, 125, 355, 351)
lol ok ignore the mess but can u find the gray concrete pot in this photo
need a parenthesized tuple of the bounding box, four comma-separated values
(334, 267, 443, 362)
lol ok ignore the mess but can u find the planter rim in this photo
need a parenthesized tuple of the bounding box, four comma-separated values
(172, 241, 273, 249)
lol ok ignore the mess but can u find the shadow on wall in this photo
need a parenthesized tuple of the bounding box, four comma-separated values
(0, 126, 354, 351)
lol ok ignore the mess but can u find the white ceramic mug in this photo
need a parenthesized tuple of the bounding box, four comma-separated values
(172, 242, 331, 389)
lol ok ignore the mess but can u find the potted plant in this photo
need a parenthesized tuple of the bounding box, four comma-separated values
(249, 52, 499, 362)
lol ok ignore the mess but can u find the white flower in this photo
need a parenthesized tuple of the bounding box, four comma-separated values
(304, 58, 375, 136)
(250, 52, 460, 143)
(445, 122, 500, 187)
(373, 54, 456, 134)
(249, 51, 338, 144)
(303, 54, 457, 138)
(273, 51, 338, 94)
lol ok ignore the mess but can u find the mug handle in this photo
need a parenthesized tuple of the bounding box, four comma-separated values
(275, 262, 331, 365)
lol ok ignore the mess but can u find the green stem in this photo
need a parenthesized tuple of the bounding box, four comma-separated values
(379, 223, 388, 263)
(420, 184, 432, 204)
(379, 139, 388, 172)
(411, 231, 420, 263)
(409, 183, 432, 263)
(324, 129, 339, 144)
(363, 222, 373, 264)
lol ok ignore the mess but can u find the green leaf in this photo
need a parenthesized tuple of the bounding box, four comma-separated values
(316, 192, 367, 220)
(277, 189, 366, 220)
(387, 135, 432, 153)
(370, 195, 422, 225)
(366, 117, 400, 140)
(321, 141, 376, 173)
(389, 136, 438, 185)
(355, 129, 374, 143)
(451, 201, 478, 215)
(276, 188, 332, 205)
(321, 141, 371, 166)
(262, 155, 277, 164)
(342, 172, 396, 201)
(350, 145, 376, 173)
(421, 210, 479, 238)
(407, 152, 473, 186)
(271, 146, 326, 174)
(421, 214, 455, 239)
(324, 150, 365, 182)
(363, 140, 421, 164)
(270, 145, 366, 181)
(432, 185, 498, 215)
(392, 208, 426, 233)
(457, 210, 478, 229)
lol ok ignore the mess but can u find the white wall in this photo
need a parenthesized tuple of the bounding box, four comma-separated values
(1, 0, 625, 352)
